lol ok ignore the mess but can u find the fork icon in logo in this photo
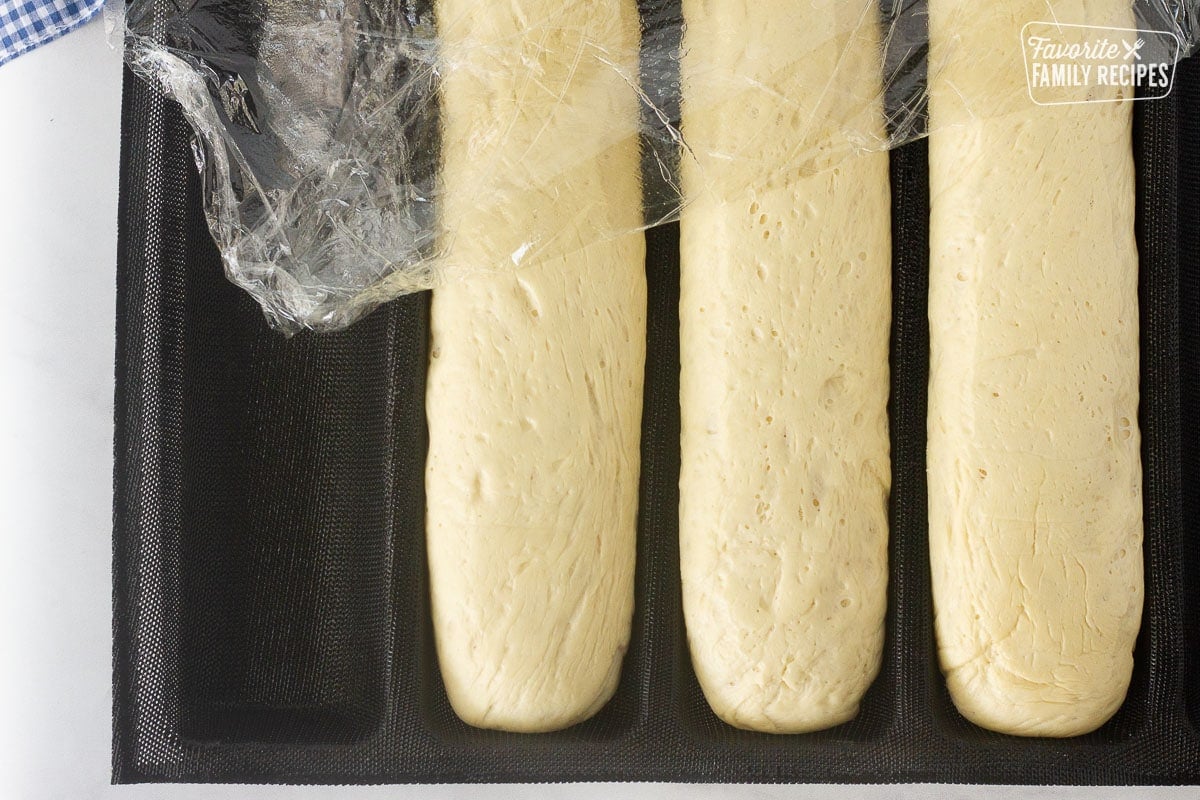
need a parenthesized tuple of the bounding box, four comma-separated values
(1123, 37, 1146, 60)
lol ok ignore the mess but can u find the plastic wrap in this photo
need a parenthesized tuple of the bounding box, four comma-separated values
(115, 0, 1200, 333)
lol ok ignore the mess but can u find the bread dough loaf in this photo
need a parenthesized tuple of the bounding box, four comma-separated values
(927, 0, 1143, 737)
(425, 0, 646, 732)
(678, 1, 891, 732)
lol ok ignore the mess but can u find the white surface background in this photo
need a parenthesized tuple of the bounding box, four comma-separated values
(0, 16, 1195, 800)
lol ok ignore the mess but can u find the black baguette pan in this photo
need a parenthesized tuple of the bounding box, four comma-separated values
(111, 21, 1200, 785)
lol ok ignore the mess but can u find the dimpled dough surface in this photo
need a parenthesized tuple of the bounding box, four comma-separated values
(928, 0, 1143, 736)
(425, 0, 646, 732)
(678, 1, 891, 732)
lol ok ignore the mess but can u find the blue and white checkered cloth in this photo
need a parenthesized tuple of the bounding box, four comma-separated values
(1, 0, 105, 67)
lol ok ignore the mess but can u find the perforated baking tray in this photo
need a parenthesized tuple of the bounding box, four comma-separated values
(111, 42, 1200, 787)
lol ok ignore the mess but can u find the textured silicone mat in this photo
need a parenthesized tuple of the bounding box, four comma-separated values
(112, 49, 1200, 785)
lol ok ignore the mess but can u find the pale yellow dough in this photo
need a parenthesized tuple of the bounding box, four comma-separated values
(425, 0, 646, 732)
(928, 0, 1143, 737)
(678, 1, 891, 732)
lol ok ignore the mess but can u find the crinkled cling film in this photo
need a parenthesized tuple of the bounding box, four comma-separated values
(112, 0, 1199, 334)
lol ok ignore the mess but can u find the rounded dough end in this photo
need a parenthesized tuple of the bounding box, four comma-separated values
(689, 632, 883, 734)
(944, 650, 1133, 737)
(707, 690, 862, 735)
(440, 636, 629, 733)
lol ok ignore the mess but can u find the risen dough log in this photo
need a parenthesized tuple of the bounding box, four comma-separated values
(678, 1, 891, 732)
(425, 0, 646, 732)
(928, 0, 1143, 737)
